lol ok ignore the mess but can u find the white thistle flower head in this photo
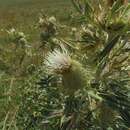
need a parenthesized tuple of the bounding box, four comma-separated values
(45, 49, 71, 74)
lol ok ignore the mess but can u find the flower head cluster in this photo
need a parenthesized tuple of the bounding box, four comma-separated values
(7, 28, 27, 44)
(38, 16, 56, 28)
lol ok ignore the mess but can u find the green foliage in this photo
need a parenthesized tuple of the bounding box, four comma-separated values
(0, 0, 130, 130)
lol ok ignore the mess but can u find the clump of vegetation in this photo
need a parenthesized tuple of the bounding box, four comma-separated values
(0, 0, 130, 130)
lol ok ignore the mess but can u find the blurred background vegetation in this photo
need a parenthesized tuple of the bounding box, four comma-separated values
(0, 0, 71, 44)
(0, 0, 130, 130)
(0, 1, 72, 129)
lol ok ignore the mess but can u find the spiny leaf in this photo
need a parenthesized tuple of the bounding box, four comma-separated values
(111, 0, 124, 15)
(84, 0, 93, 17)
(71, 0, 83, 14)
(99, 35, 120, 61)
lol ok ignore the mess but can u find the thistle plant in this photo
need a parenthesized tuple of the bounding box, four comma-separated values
(6, 28, 33, 74)
(42, 0, 130, 129)
(16, 0, 130, 130)
(45, 48, 90, 95)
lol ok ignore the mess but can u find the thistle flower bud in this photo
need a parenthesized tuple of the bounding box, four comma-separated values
(19, 37, 28, 44)
(71, 27, 77, 33)
(7, 28, 15, 35)
(7, 28, 27, 45)
(48, 16, 56, 24)
(45, 49, 88, 94)
(71, 27, 77, 37)
(39, 17, 45, 25)
(18, 32, 26, 39)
